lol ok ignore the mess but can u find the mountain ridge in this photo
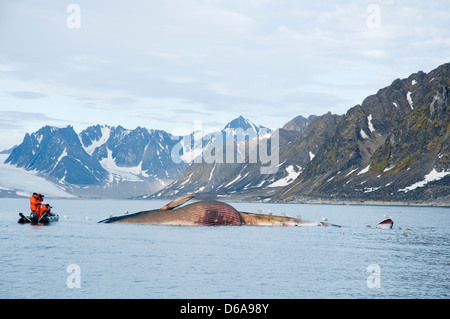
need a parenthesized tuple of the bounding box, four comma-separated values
(1, 62, 449, 204)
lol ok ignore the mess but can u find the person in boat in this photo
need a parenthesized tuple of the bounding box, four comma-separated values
(30, 193, 44, 218)
(41, 203, 54, 217)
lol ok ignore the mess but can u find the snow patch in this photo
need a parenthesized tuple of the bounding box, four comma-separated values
(209, 163, 216, 181)
(360, 129, 369, 139)
(364, 186, 380, 193)
(0, 154, 76, 198)
(357, 165, 370, 175)
(346, 168, 359, 177)
(225, 172, 249, 188)
(406, 91, 414, 109)
(392, 102, 398, 108)
(100, 148, 145, 182)
(268, 165, 302, 187)
(57, 148, 68, 164)
(367, 114, 375, 133)
(398, 168, 450, 192)
(84, 126, 111, 155)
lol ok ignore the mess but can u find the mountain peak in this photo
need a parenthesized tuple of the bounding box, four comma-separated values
(223, 116, 269, 133)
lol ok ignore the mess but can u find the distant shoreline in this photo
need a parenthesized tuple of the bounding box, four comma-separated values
(2, 192, 449, 208)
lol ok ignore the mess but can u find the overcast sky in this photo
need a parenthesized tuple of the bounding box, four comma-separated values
(0, 0, 449, 150)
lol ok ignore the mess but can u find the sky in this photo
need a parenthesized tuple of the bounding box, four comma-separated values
(0, 0, 449, 150)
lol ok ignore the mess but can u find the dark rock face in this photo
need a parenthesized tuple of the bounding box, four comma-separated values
(151, 63, 449, 204)
(278, 63, 449, 203)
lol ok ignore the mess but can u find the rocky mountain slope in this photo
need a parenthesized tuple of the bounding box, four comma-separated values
(278, 62, 449, 204)
(148, 112, 341, 199)
(152, 62, 449, 205)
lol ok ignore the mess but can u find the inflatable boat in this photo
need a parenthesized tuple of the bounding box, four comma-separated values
(18, 212, 59, 225)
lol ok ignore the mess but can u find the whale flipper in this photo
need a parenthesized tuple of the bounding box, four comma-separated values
(160, 195, 195, 211)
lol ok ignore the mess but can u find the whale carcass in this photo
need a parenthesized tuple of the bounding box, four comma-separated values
(99, 195, 336, 227)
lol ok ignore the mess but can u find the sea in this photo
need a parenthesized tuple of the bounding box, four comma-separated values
(0, 198, 449, 299)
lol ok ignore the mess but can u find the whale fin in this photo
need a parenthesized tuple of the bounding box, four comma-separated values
(376, 218, 394, 229)
(160, 195, 195, 211)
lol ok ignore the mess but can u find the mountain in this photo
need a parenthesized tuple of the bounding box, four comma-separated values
(149, 62, 449, 205)
(1, 116, 269, 198)
(6, 126, 108, 185)
(147, 112, 340, 199)
(2, 63, 448, 204)
(80, 125, 186, 180)
(277, 62, 450, 204)
(3, 125, 189, 198)
(282, 115, 316, 133)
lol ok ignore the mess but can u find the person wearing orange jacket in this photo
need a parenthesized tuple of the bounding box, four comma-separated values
(41, 203, 54, 217)
(30, 193, 44, 218)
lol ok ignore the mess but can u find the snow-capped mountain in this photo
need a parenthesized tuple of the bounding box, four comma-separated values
(5, 125, 107, 185)
(3, 124, 189, 198)
(148, 63, 450, 205)
(223, 115, 271, 139)
(173, 116, 272, 164)
(148, 113, 339, 199)
(1, 116, 270, 198)
(79, 125, 186, 181)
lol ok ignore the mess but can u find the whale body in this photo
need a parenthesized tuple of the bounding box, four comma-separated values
(99, 196, 330, 227)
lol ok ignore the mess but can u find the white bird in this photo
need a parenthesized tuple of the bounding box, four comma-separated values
(64, 215, 69, 220)
(109, 213, 113, 218)
(124, 210, 129, 215)
(384, 214, 391, 219)
(85, 216, 92, 221)
(257, 209, 264, 213)
(321, 217, 328, 222)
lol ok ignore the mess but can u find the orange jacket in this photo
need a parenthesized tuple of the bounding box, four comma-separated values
(30, 195, 42, 213)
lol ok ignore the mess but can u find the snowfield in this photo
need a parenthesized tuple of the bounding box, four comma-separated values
(0, 154, 76, 198)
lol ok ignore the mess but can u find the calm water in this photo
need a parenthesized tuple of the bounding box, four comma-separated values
(0, 198, 449, 299)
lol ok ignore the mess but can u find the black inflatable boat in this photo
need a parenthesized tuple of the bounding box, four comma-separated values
(18, 212, 59, 225)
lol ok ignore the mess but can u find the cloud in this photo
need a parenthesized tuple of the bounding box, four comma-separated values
(104, 97, 139, 105)
(7, 91, 48, 99)
(0, 0, 449, 137)
(0, 64, 17, 72)
(0, 111, 56, 129)
(70, 56, 112, 64)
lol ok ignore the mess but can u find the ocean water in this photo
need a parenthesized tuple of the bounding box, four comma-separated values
(0, 198, 448, 299)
